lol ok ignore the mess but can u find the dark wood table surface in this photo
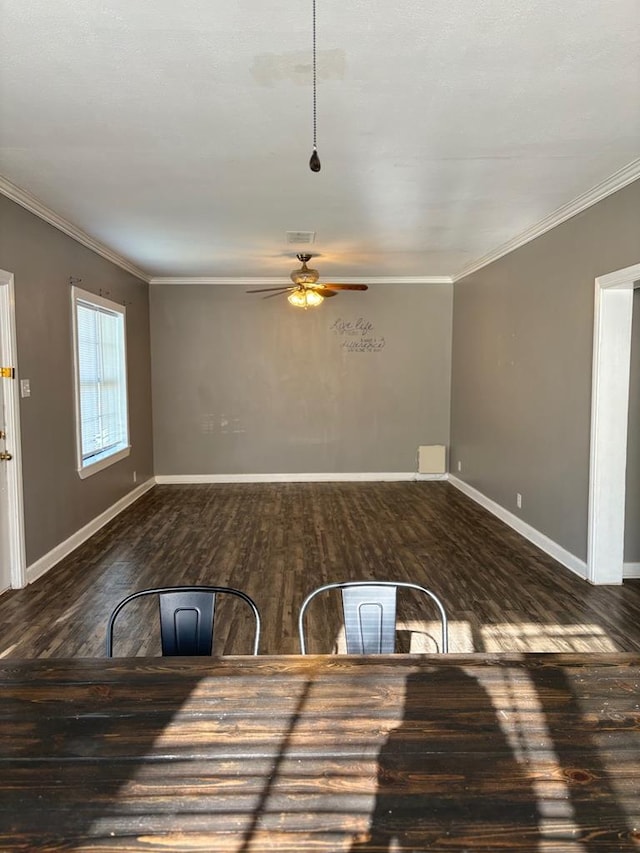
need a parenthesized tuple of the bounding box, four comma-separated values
(0, 653, 639, 852)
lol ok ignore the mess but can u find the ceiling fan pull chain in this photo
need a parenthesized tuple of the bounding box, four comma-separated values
(309, 0, 321, 172)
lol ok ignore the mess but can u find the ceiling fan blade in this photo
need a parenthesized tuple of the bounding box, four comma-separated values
(315, 288, 338, 297)
(247, 286, 294, 294)
(263, 289, 292, 299)
(318, 283, 369, 291)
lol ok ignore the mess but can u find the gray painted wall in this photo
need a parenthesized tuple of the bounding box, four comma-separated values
(626, 288, 640, 561)
(451, 179, 640, 563)
(0, 196, 154, 566)
(150, 283, 452, 475)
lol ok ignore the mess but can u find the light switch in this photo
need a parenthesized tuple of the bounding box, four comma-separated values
(20, 379, 30, 398)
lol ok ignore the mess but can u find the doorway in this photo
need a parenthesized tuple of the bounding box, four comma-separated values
(588, 262, 640, 584)
(0, 269, 26, 590)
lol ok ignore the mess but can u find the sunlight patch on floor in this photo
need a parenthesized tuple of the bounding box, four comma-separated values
(481, 622, 618, 653)
(333, 619, 617, 654)
(406, 619, 473, 653)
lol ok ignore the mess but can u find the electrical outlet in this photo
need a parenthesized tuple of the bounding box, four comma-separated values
(516, 493, 522, 509)
(457, 460, 462, 472)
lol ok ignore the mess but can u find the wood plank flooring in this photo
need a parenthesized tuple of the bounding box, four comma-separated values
(1, 482, 639, 657)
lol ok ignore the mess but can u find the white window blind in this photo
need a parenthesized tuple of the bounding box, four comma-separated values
(72, 287, 130, 477)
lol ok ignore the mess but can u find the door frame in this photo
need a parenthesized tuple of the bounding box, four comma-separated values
(587, 261, 640, 584)
(0, 269, 26, 588)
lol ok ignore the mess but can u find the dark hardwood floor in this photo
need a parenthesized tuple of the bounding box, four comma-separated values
(1, 481, 639, 657)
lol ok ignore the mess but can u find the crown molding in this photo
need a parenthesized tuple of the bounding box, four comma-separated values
(148, 275, 453, 286)
(0, 176, 149, 283)
(150, 277, 293, 286)
(452, 158, 640, 282)
(6, 154, 638, 289)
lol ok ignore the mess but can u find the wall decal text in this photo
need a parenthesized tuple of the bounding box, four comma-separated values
(330, 317, 386, 353)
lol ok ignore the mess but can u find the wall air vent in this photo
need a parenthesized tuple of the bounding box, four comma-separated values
(286, 231, 316, 244)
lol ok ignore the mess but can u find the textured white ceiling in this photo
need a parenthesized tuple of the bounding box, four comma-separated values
(1, 0, 639, 279)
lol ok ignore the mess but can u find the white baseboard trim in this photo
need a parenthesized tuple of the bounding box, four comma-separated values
(26, 478, 156, 585)
(155, 472, 448, 484)
(448, 475, 588, 581)
(624, 562, 640, 579)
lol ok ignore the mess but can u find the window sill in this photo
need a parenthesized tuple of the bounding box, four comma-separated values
(77, 446, 131, 480)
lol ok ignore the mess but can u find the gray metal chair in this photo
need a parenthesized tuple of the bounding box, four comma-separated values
(298, 580, 448, 654)
(106, 585, 261, 656)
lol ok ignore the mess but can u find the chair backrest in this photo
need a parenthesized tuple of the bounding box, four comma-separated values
(106, 586, 261, 656)
(298, 580, 448, 654)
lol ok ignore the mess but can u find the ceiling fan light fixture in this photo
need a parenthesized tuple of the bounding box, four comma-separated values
(291, 253, 320, 285)
(288, 288, 324, 308)
(248, 255, 368, 305)
(291, 267, 319, 285)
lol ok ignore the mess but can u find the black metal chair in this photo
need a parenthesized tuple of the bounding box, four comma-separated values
(106, 585, 261, 656)
(298, 580, 448, 654)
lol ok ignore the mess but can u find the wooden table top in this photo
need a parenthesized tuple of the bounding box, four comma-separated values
(0, 653, 639, 852)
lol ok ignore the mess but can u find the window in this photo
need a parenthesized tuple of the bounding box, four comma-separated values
(72, 287, 130, 478)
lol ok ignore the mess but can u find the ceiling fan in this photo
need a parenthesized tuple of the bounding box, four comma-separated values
(247, 254, 368, 308)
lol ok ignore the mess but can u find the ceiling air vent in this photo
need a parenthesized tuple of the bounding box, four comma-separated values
(286, 231, 316, 244)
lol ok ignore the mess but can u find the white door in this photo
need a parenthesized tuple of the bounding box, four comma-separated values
(0, 366, 10, 592)
(0, 269, 26, 590)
